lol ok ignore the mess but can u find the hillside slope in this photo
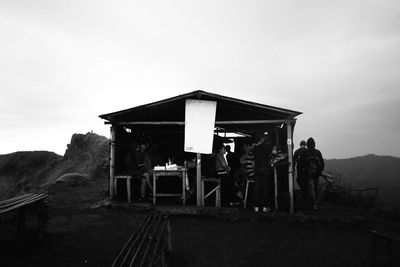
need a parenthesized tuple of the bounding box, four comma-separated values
(0, 151, 62, 197)
(0, 132, 109, 200)
(325, 154, 400, 207)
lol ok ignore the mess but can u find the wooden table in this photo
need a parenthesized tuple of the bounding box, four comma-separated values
(152, 167, 187, 205)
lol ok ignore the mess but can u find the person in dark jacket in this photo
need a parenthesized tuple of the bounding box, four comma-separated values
(294, 140, 308, 199)
(252, 134, 273, 212)
(304, 137, 324, 210)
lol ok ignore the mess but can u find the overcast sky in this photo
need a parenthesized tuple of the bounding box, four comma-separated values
(1, 0, 399, 159)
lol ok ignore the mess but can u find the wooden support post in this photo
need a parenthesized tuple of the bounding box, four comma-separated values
(274, 166, 278, 211)
(109, 125, 116, 199)
(182, 171, 186, 205)
(127, 177, 131, 203)
(216, 185, 221, 207)
(196, 153, 202, 206)
(153, 172, 157, 205)
(286, 122, 294, 213)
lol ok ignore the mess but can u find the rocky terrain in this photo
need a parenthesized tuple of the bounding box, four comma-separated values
(0, 132, 109, 200)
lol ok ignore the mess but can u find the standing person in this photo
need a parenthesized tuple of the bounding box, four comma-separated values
(293, 140, 308, 199)
(135, 141, 154, 201)
(304, 137, 324, 211)
(226, 144, 243, 200)
(240, 142, 255, 205)
(252, 134, 273, 212)
(214, 144, 237, 206)
(240, 143, 255, 182)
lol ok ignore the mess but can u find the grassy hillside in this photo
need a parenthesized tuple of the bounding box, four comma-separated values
(325, 154, 400, 208)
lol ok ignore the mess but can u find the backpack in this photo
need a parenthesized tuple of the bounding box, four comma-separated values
(306, 155, 321, 171)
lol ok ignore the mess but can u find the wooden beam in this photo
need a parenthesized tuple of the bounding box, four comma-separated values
(106, 119, 296, 126)
(109, 125, 116, 199)
(196, 153, 202, 206)
(117, 121, 185, 125)
(216, 119, 296, 125)
(286, 122, 294, 213)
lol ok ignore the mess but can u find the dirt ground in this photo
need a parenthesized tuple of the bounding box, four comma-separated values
(1, 181, 399, 267)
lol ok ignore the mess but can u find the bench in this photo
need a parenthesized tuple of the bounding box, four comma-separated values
(112, 212, 172, 267)
(0, 193, 48, 239)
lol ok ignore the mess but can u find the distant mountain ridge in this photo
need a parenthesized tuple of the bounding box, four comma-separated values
(325, 154, 400, 208)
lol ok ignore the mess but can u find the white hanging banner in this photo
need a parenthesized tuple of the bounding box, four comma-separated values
(184, 99, 217, 154)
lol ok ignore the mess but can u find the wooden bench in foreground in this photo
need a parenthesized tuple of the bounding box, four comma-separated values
(112, 212, 172, 267)
(0, 193, 48, 239)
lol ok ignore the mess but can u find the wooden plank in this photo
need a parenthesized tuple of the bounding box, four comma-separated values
(0, 194, 35, 209)
(0, 194, 41, 212)
(114, 119, 296, 126)
(148, 217, 169, 267)
(286, 122, 294, 213)
(130, 215, 161, 266)
(112, 215, 153, 267)
(113, 213, 171, 267)
(0, 193, 34, 207)
(0, 194, 47, 214)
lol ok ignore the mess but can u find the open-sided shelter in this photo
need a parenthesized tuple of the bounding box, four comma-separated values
(99, 90, 302, 212)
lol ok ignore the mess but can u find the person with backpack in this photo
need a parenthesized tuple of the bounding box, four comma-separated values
(304, 137, 324, 211)
(294, 140, 308, 199)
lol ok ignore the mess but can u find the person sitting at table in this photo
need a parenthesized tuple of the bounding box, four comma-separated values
(135, 141, 154, 201)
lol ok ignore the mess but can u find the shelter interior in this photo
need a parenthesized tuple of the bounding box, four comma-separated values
(100, 90, 301, 209)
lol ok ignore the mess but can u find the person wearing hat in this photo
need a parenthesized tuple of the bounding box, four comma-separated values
(294, 140, 308, 199)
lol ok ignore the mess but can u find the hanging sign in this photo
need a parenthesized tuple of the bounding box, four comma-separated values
(184, 99, 217, 154)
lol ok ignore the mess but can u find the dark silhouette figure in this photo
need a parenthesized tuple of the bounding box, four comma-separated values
(304, 137, 324, 210)
(252, 134, 273, 212)
(294, 140, 308, 199)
